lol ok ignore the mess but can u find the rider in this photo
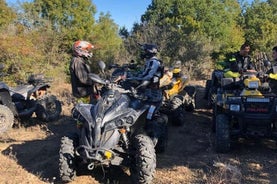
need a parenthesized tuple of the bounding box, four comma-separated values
(69, 40, 99, 103)
(130, 43, 167, 150)
(224, 42, 255, 78)
(171, 61, 185, 92)
(131, 43, 164, 104)
(205, 43, 254, 104)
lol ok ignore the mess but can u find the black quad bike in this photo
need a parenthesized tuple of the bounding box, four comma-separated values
(0, 64, 62, 134)
(213, 70, 277, 153)
(59, 61, 168, 183)
(204, 69, 224, 109)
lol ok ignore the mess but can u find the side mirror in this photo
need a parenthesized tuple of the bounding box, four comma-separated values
(98, 61, 106, 73)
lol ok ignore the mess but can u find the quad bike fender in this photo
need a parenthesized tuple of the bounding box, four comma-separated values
(0, 89, 18, 116)
(30, 83, 50, 94)
(0, 82, 9, 91)
(28, 84, 50, 99)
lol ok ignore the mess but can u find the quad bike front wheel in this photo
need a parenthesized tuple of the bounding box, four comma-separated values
(207, 86, 217, 109)
(36, 95, 62, 122)
(204, 80, 212, 100)
(155, 113, 168, 153)
(0, 104, 14, 134)
(130, 134, 156, 184)
(183, 85, 196, 112)
(59, 136, 77, 182)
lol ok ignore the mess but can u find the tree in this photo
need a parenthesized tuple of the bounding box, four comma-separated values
(0, 0, 16, 28)
(31, 0, 96, 47)
(91, 12, 123, 64)
(119, 26, 129, 39)
(243, 0, 277, 52)
(125, 0, 246, 78)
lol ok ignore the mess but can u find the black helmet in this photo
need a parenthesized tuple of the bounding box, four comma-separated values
(140, 43, 158, 59)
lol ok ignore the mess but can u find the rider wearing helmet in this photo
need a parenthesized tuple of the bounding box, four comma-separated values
(132, 43, 167, 151)
(135, 44, 164, 90)
(129, 43, 164, 105)
(69, 40, 98, 103)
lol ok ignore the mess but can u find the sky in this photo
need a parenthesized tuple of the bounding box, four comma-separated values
(6, 0, 254, 31)
(92, 0, 253, 31)
(93, 0, 151, 31)
(6, 0, 152, 31)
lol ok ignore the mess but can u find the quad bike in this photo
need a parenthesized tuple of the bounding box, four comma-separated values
(213, 69, 277, 153)
(159, 66, 196, 126)
(59, 61, 168, 183)
(204, 69, 225, 109)
(0, 64, 62, 134)
(206, 53, 271, 109)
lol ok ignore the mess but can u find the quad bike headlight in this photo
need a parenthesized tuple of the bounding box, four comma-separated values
(248, 81, 259, 89)
(229, 104, 240, 112)
(104, 150, 113, 159)
(126, 116, 133, 124)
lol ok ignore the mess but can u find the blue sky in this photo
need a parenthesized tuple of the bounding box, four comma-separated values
(93, 0, 254, 31)
(93, 0, 151, 31)
(6, 0, 253, 31)
(6, 0, 151, 31)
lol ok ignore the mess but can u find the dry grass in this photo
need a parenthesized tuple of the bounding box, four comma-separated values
(0, 81, 277, 184)
(0, 154, 46, 184)
(154, 166, 196, 184)
(207, 161, 242, 184)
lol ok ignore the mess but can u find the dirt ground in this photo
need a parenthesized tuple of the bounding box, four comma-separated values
(0, 82, 277, 184)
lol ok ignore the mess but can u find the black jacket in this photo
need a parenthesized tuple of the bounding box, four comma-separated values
(227, 51, 254, 72)
(69, 56, 94, 98)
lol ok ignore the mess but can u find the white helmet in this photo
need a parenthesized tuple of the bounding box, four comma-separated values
(72, 40, 94, 58)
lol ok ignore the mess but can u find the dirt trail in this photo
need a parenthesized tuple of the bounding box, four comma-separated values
(0, 84, 277, 184)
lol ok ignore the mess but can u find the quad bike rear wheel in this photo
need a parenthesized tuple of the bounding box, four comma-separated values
(36, 95, 62, 122)
(215, 114, 231, 153)
(0, 104, 14, 134)
(130, 134, 156, 184)
(170, 95, 185, 126)
(59, 135, 77, 182)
